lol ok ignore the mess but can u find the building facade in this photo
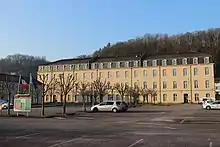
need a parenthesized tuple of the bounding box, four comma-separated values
(37, 51, 215, 104)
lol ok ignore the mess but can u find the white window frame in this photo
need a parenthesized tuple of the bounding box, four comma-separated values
(194, 80, 199, 88)
(183, 81, 187, 89)
(125, 61, 129, 68)
(108, 62, 112, 68)
(143, 70, 147, 77)
(116, 62, 120, 68)
(162, 59, 167, 66)
(143, 60, 148, 67)
(172, 59, 177, 65)
(182, 58, 187, 65)
(134, 61, 139, 67)
(91, 63, 96, 69)
(204, 57, 210, 64)
(193, 57, 198, 64)
(153, 69, 157, 77)
(100, 63, 103, 69)
(205, 67, 209, 75)
(152, 60, 157, 66)
(173, 81, 177, 89)
(162, 69, 166, 76)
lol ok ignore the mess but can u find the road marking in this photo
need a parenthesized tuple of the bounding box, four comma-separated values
(209, 142, 213, 147)
(180, 119, 185, 124)
(136, 122, 164, 125)
(127, 139, 144, 147)
(16, 133, 40, 139)
(48, 137, 83, 147)
(160, 112, 165, 114)
(164, 127, 176, 130)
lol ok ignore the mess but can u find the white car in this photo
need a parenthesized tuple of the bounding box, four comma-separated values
(91, 101, 128, 113)
(199, 97, 215, 104)
(0, 100, 13, 109)
(202, 100, 220, 110)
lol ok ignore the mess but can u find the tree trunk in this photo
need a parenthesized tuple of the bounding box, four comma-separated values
(121, 95, 124, 101)
(7, 92, 11, 116)
(41, 95, 45, 116)
(100, 95, 103, 103)
(63, 95, 66, 115)
(94, 96, 97, 104)
(82, 95, 86, 112)
(90, 95, 93, 106)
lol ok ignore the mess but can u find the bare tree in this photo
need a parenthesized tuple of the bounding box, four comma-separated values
(148, 89, 157, 104)
(56, 73, 77, 115)
(3, 75, 14, 116)
(128, 86, 140, 105)
(77, 82, 90, 112)
(140, 87, 149, 104)
(93, 78, 108, 103)
(37, 74, 56, 116)
(114, 83, 128, 101)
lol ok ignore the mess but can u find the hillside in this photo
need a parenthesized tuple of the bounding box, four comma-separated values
(91, 28, 220, 77)
(0, 54, 49, 78)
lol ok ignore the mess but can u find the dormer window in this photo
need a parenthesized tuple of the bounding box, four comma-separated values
(125, 61, 129, 68)
(84, 64, 88, 70)
(204, 57, 209, 64)
(193, 57, 198, 64)
(91, 63, 96, 69)
(56, 65, 59, 71)
(143, 60, 147, 67)
(76, 64, 79, 70)
(162, 59, 167, 66)
(172, 59, 177, 65)
(99, 63, 103, 69)
(152, 60, 157, 66)
(182, 58, 187, 65)
(134, 61, 139, 67)
(116, 62, 120, 68)
(107, 62, 112, 68)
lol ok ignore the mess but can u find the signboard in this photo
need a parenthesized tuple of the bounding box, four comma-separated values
(14, 94, 32, 112)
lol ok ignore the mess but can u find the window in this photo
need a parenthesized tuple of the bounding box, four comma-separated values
(116, 95, 120, 100)
(91, 63, 96, 69)
(204, 57, 209, 64)
(106, 102, 114, 105)
(134, 61, 138, 67)
(152, 60, 157, 66)
(143, 82, 147, 89)
(173, 81, 177, 89)
(116, 71, 119, 78)
(183, 81, 187, 89)
(83, 73, 86, 80)
(163, 94, 167, 101)
(205, 67, 209, 75)
(84, 64, 88, 70)
(134, 70, 138, 78)
(194, 68, 198, 75)
(162, 69, 166, 76)
(107, 72, 111, 79)
(99, 72, 103, 78)
(153, 70, 157, 77)
(183, 68, 187, 76)
(173, 94, 177, 101)
(162, 59, 167, 66)
(182, 58, 187, 65)
(99, 63, 103, 69)
(194, 80, 198, 88)
(116, 62, 120, 68)
(163, 81, 167, 89)
(193, 57, 198, 64)
(206, 93, 210, 97)
(46, 95, 49, 101)
(67, 95, 71, 101)
(153, 82, 157, 89)
(99, 102, 106, 106)
(143, 70, 147, 77)
(173, 68, 177, 76)
(91, 72, 94, 79)
(172, 59, 177, 65)
(205, 80, 210, 88)
(108, 62, 112, 68)
(143, 61, 147, 67)
(125, 62, 129, 68)
(125, 71, 129, 78)
(194, 93, 199, 102)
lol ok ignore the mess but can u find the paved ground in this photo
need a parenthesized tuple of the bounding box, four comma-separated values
(0, 104, 220, 147)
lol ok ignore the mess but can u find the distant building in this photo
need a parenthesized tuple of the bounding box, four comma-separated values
(0, 73, 42, 104)
(37, 51, 215, 104)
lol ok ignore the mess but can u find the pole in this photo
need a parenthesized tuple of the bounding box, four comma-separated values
(17, 74, 21, 93)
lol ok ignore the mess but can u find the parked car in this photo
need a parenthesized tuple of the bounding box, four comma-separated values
(91, 101, 128, 112)
(199, 97, 215, 104)
(202, 100, 220, 110)
(0, 99, 13, 109)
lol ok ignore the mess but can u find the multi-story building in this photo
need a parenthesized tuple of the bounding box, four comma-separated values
(37, 51, 215, 104)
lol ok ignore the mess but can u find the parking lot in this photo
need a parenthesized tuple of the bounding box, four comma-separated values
(0, 104, 220, 147)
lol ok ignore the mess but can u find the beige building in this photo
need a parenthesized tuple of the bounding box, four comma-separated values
(37, 51, 215, 104)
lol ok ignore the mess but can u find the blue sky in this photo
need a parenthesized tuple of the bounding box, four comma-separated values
(0, 0, 220, 61)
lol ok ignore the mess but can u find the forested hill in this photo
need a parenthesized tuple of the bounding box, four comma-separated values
(0, 54, 48, 78)
(91, 28, 220, 77)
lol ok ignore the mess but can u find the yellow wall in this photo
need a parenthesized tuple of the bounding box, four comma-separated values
(37, 63, 215, 104)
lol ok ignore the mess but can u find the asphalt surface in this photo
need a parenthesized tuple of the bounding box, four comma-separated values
(0, 104, 220, 147)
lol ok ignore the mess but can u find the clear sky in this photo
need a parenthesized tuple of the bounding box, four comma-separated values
(0, 0, 219, 61)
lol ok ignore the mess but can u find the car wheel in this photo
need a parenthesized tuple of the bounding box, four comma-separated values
(93, 107, 99, 112)
(112, 108, 118, 113)
(206, 106, 211, 110)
